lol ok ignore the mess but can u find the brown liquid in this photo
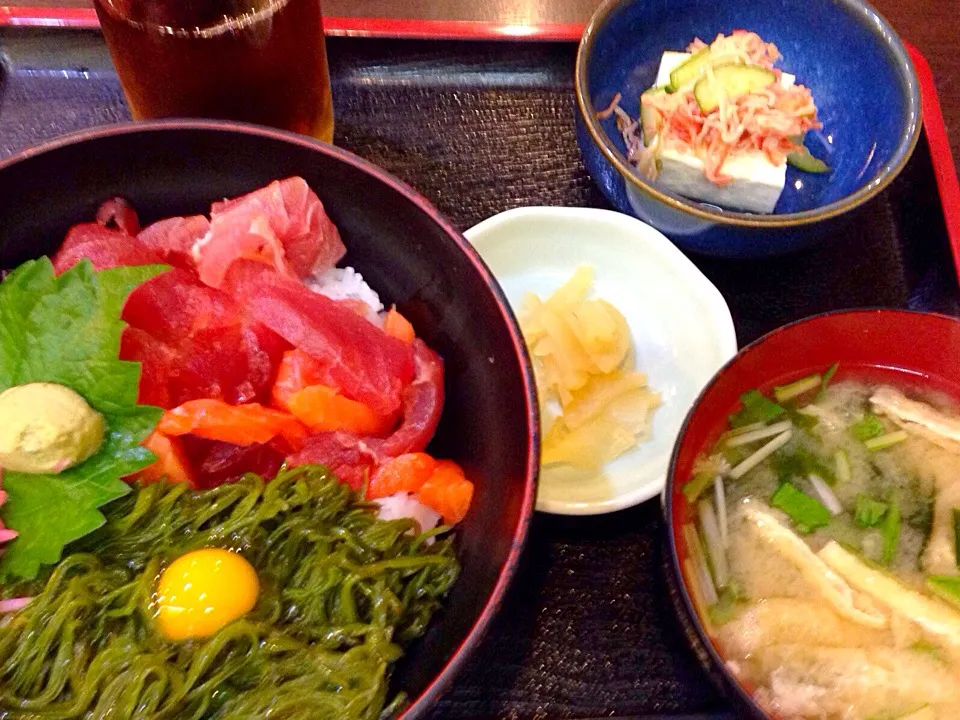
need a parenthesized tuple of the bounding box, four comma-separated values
(95, 0, 334, 142)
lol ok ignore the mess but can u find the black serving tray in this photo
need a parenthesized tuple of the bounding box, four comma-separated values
(0, 32, 958, 720)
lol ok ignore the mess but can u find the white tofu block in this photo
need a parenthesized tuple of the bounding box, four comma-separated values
(657, 148, 787, 214)
(650, 52, 795, 213)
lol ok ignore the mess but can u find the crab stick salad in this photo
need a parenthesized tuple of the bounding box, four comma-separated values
(607, 31, 828, 213)
(44, 178, 473, 530)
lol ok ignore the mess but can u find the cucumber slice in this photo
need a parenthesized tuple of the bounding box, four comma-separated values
(693, 64, 776, 113)
(787, 145, 831, 173)
(667, 48, 712, 92)
(640, 86, 667, 146)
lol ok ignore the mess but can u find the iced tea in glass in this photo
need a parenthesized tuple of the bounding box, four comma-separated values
(94, 0, 334, 142)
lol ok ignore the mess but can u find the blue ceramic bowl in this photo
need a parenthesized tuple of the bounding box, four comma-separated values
(574, 0, 922, 258)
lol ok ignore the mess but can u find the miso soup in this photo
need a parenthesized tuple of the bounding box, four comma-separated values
(682, 367, 960, 720)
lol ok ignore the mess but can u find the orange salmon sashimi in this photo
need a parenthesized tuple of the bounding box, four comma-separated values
(418, 461, 474, 525)
(367, 453, 438, 500)
(369, 453, 474, 525)
(158, 399, 309, 448)
(132, 431, 196, 487)
(288, 385, 395, 435)
(272, 349, 326, 409)
(383, 307, 416, 345)
(272, 349, 395, 434)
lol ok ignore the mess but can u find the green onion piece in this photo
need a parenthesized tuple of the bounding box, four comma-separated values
(708, 585, 742, 626)
(683, 471, 716, 504)
(834, 449, 851, 483)
(770, 482, 832, 534)
(853, 414, 886, 441)
(787, 408, 820, 430)
(683, 523, 718, 606)
(865, 430, 909, 451)
(698, 498, 729, 589)
(773, 374, 822, 404)
(729, 430, 793, 480)
(927, 575, 960, 610)
(953, 509, 960, 570)
(722, 445, 752, 467)
(729, 389, 786, 428)
(818, 363, 839, 400)
(854, 494, 888, 527)
(724, 419, 793, 448)
(719, 421, 766, 441)
(773, 445, 836, 485)
(882, 493, 901, 565)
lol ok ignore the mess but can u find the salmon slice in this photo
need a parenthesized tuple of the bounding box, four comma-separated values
(417, 461, 474, 525)
(158, 399, 308, 449)
(383, 307, 416, 344)
(367, 453, 438, 500)
(133, 431, 196, 487)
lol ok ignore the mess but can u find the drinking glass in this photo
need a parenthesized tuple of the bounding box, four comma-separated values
(94, 0, 334, 142)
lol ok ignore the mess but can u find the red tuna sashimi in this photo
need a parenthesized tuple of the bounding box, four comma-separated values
(224, 262, 415, 417)
(123, 268, 239, 343)
(121, 327, 177, 408)
(121, 269, 288, 407)
(137, 215, 210, 270)
(96, 197, 141, 236)
(195, 177, 346, 288)
(287, 339, 444, 484)
(375, 339, 444, 457)
(180, 436, 286, 489)
(53, 224, 163, 274)
(287, 431, 379, 490)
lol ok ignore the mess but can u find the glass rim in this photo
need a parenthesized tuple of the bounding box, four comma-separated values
(93, 0, 287, 38)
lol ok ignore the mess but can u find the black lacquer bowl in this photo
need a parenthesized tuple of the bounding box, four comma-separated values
(0, 120, 540, 719)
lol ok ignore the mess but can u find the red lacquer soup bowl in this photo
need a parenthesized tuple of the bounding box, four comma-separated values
(662, 309, 960, 719)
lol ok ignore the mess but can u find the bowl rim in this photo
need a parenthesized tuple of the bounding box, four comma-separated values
(574, 0, 924, 228)
(0, 118, 542, 720)
(660, 307, 960, 717)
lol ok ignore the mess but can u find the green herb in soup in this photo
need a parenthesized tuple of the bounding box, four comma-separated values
(684, 367, 960, 719)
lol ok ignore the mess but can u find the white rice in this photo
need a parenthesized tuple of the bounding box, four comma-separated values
(304, 267, 385, 325)
(372, 492, 442, 535)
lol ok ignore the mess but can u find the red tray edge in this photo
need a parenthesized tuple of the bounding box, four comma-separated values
(0, 8, 586, 39)
(2, 9, 958, 277)
(906, 44, 960, 278)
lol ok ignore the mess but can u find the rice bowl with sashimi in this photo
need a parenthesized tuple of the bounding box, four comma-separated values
(0, 176, 479, 718)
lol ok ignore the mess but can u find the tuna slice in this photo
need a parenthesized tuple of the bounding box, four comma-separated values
(288, 338, 445, 484)
(194, 177, 346, 288)
(137, 215, 210, 270)
(120, 268, 288, 408)
(52, 223, 163, 273)
(375, 339, 445, 457)
(224, 262, 414, 417)
(287, 431, 380, 490)
(180, 436, 286, 489)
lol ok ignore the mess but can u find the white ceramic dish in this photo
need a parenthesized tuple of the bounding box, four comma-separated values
(464, 207, 737, 515)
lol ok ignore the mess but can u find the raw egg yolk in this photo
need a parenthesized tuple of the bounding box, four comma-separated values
(155, 548, 259, 642)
